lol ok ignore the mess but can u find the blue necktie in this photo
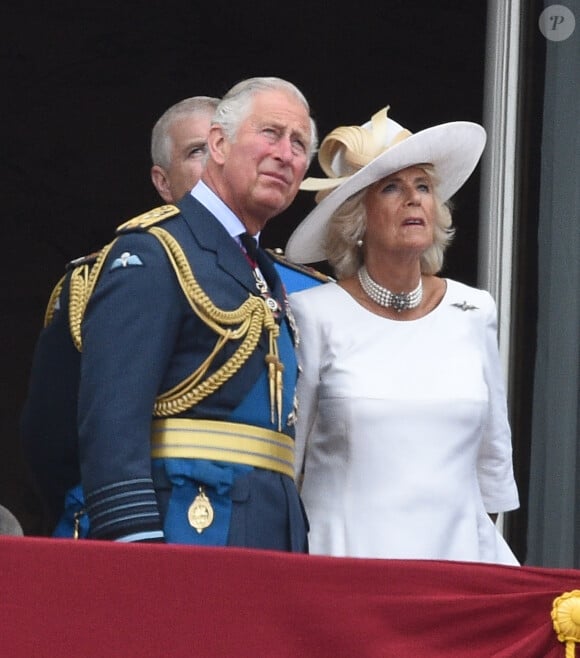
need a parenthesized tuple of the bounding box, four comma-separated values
(240, 232, 258, 264)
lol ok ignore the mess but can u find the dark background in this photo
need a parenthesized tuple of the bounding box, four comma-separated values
(2, 0, 488, 533)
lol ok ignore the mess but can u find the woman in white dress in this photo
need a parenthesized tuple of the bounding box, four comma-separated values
(285, 107, 520, 565)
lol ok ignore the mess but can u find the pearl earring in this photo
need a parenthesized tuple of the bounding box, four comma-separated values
(356, 239, 364, 247)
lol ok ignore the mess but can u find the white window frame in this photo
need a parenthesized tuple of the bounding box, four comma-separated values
(479, 0, 522, 535)
(479, 0, 521, 385)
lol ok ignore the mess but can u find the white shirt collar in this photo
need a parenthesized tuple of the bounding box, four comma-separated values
(190, 180, 260, 243)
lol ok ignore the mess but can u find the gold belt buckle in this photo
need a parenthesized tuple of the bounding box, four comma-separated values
(187, 486, 214, 533)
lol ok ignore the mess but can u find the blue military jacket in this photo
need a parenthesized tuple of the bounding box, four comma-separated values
(21, 271, 83, 525)
(62, 196, 329, 549)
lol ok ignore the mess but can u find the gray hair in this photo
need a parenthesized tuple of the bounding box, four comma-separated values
(212, 77, 318, 163)
(151, 96, 220, 168)
(325, 168, 455, 279)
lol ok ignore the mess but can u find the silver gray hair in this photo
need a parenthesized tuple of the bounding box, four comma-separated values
(151, 96, 220, 169)
(325, 167, 455, 279)
(212, 77, 318, 163)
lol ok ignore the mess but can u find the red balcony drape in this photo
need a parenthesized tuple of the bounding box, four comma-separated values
(1, 536, 579, 657)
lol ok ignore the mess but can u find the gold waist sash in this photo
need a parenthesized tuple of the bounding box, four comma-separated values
(151, 418, 295, 479)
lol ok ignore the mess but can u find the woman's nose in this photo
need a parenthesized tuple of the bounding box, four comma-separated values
(406, 188, 421, 205)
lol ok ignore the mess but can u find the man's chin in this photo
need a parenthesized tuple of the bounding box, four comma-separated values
(255, 190, 294, 218)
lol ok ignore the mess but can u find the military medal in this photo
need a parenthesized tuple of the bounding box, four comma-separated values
(252, 270, 281, 314)
(287, 393, 299, 427)
(285, 300, 299, 345)
(188, 486, 214, 533)
(73, 509, 86, 540)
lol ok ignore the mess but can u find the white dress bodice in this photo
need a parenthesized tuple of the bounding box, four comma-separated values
(290, 279, 519, 564)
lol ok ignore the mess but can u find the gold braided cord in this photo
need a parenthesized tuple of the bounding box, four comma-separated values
(43, 275, 67, 327)
(552, 590, 580, 658)
(62, 223, 283, 423)
(68, 240, 118, 351)
(147, 227, 282, 422)
(68, 265, 90, 350)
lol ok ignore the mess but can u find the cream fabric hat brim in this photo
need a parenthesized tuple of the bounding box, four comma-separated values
(285, 116, 486, 264)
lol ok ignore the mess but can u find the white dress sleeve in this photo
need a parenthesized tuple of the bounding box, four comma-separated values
(288, 289, 323, 483)
(476, 291, 520, 513)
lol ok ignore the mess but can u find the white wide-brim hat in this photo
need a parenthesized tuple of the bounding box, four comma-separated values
(285, 107, 487, 263)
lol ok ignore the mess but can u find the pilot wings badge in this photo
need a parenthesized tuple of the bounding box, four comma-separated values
(110, 252, 144, 270)
(452, 301, 478, 312)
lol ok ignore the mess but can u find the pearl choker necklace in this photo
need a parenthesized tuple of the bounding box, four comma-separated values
(357, 265, 423, 312)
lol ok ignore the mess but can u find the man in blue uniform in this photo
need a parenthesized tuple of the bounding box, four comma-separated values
(20, 95, 220, 531)
(26, 77, 319, 550)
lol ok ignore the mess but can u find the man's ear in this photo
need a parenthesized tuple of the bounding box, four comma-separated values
(207, 124, 229, 165)
(151, 165, 173, 203)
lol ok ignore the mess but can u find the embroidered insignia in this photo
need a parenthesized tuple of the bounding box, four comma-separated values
(115, 205, 180, 234)
(452, 301, 479, 311)
(110, 251, 144, 270)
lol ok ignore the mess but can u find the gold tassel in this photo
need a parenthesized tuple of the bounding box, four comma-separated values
(276, 361, 284, 432)
(265, 354, 277, 425)
(552, 590, 580, 658)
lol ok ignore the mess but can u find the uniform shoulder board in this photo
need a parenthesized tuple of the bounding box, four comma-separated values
(65, 251, 101, 272)
(266, 248, 334, 283)
(115, 204, 180, 234)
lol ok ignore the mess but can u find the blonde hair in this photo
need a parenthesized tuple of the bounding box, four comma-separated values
(325, 167, 455, 279)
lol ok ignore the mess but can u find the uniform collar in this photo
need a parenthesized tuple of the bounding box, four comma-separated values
(190, 181, 261, 246)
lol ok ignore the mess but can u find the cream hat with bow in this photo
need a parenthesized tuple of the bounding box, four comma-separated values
(285, 107, 486, 263)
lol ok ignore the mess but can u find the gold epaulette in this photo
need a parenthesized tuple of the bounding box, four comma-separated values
(115, 204, 180, 234)
(266, 248, 334, 283)
(43, 275, 66, 327)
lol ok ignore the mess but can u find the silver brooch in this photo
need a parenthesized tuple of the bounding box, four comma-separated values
(452, 301, 478, 311)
